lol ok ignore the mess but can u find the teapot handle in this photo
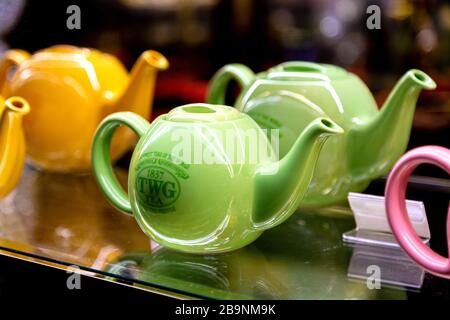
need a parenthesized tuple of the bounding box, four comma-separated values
(206, 64, 254, 107)
(0, 49, 30, 94)
(385, 146, 450, 277)
(92, 112, 150, 215)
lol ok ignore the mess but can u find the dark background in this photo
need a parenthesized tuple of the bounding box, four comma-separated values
(2, 0, 450, 139)
(0, 254, 176, 305)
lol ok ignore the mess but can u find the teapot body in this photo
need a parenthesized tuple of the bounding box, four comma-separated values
(2, 45, 129, 172)
(208, 62, 434, 207)
(1, 45, 169, 173)
(92, 104, 340, 253)
(236, 63, 378, 207)
(127, 109, 274, 253)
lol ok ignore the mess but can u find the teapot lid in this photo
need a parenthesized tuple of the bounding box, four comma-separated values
(268, 61, 348, 80)
(33, 45, 105, 62)
(166, 104, 243, 123)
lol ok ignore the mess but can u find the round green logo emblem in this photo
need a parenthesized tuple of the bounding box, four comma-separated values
(136, 165, 180, 208)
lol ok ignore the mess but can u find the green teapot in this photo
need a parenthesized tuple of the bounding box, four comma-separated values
(207, 62, 436, 207)
(92, 103, 342, 253)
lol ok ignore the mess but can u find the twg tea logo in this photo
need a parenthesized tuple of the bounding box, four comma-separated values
(136, 166, 180, 208)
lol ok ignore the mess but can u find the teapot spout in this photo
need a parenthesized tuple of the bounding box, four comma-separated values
(115, 50, 169, 116)
(0, 97, 30, 197)
(348, 69, 436, 179)
(252, 118, 343, 229)
(109, 50, 168, 160)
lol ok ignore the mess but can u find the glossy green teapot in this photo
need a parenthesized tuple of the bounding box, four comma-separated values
(207, 62, 436, 207)
(92, 103, 342, 253)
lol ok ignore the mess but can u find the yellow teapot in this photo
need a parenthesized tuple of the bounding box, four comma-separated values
(0, 45, 169, 172)
(0, 95, 29, 197)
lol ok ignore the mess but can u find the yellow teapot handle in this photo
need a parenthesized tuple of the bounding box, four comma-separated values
(0, 49, 30, 94)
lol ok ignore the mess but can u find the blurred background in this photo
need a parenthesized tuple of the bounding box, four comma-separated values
(1, 0, 449, 152)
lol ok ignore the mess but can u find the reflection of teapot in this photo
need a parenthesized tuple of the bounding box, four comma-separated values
(107, 247, 286, 299)
(106, 211, 407, 299)
(0, 95, 29, 197)
(92, 104, 342, 253)
(207, 62, 436, 207)
(0, 45, 168, 172)
(254, 210, 407, 299)
(1, 167, 150, 267)
(386, 146, 450, 279)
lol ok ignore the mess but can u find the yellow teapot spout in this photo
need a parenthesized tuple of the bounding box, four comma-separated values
(108, 50, 169, 164)
(0, 96, 30, 198)
(116, 50, 169, 115)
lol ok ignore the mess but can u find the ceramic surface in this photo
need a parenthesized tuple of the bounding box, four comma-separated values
(0, 95, 29, 197)
(385, 146, 450, 278)
(92, 104, 342, 253)
(207, 62, 436, 207)
(0, 45, 168, 172)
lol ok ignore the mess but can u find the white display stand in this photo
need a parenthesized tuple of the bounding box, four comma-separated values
(343, 192, 430, 247)
(343, 192, 430, 289)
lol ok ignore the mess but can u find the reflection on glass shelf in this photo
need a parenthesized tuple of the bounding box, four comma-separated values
(106, 246, 288, 299)
(0, 167, 408, 299)
(347, 244, 425, 290)
(0, 167, 151, 269)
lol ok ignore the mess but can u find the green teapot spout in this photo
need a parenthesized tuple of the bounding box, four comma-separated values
(253, 118, 343, 229)
(348, 69, 436, 179)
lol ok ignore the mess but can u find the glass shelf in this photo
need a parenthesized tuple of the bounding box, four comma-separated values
(0, 166, 447, 299)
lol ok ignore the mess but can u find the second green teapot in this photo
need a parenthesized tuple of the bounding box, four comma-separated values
(207, 62, 436, 207)
(92, 104, 341, 253)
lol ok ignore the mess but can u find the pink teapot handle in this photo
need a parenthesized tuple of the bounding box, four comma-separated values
(385, 146, 450, 277)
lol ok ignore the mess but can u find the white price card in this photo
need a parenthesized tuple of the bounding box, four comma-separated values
(343, 192, 430, 247)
